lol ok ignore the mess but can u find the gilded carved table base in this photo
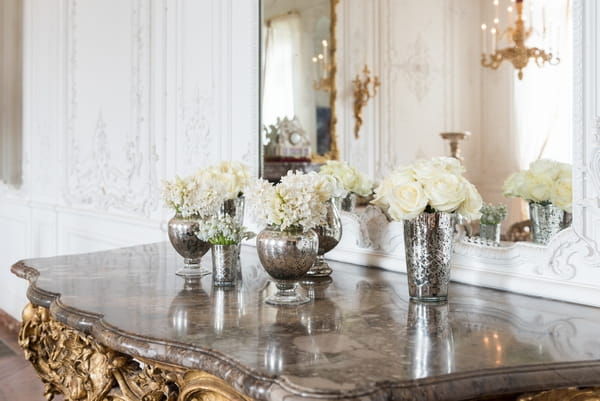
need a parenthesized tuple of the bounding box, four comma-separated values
(18, 303, 254, 401)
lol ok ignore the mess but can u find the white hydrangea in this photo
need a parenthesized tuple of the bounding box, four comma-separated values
(372, 157, 482, 222)
(246, 171, 333, 232)
(503, 159, 572, 212)
(319, 160, 373, 197)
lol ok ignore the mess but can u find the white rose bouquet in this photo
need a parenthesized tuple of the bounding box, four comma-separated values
(319, 161, 373, 197)
(246, 171, 335, 232)
(205, 161, 251, 199)
(503, 159, 572, 213)
(372, 157, 482, 221)
(196, 215, 255, 245)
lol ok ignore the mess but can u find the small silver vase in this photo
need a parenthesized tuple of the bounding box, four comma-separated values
(211, 244, 240, 287)
(529, 202, 570, 245)
(307, 199, 343, 277)
(403, 211, 455, 302)
(256, 226, 318, 306)
(480, 222, 501, 244)
(168, 214, 210, 277)
(221, 196, 245, 226)
(333, 192, 357, 213)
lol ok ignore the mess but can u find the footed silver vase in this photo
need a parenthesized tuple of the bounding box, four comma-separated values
(529, 202, 571, 245)
(256, 226, 318, 306)
(168, 214, 210, 277)
(307, 199, 342, 277)
(403, 211, 455, 302)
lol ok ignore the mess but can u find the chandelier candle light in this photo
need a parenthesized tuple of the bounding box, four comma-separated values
(480, 0, 560, 80)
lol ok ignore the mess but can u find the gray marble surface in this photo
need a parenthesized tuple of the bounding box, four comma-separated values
(11, 242, 600, 401)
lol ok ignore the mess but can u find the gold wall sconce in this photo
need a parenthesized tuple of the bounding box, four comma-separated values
(352, 65, 380, 139)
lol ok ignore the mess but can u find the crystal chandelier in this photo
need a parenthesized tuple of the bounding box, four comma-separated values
(480, 0, 560, 80)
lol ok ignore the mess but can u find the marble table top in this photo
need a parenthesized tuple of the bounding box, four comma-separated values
(11, 242, 600, 401)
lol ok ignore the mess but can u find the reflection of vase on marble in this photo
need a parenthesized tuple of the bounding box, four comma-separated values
(307, 199, 342, 277)
(406, 301, 454, 379)
(300, 277, 343, 335)
(211, 286, 245, 336)
(529, 202, 571, 245)
(167, 278, 209, 336)
(168, 215, 210, 277)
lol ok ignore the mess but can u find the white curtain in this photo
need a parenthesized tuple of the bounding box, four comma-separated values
(262, 13, 315, 141)
(514, 0, 572, 168)
(0, 0, 23, 186)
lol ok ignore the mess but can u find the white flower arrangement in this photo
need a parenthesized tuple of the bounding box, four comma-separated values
(318, 161, 373, 197)
(503, 159, 572, 213)
(480, 202, 508, 225)
(246, 171, 335, 232)
(196, 215, 255, 245)
(372, 157, 483, 221)
(161, 161, 251, 218)
(205, 161, 251, 199)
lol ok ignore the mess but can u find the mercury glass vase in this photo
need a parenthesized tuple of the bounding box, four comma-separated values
(529, 202, 570, 245)
(333, 192, 357, 213)
(168, 214, 211, 277)
(256, 226, 318, 306)
(307, 199, 343, 277)
(479, 222, 501, 244)
(403, 211, 455, 302)
(211, 244, 240, 287)
(220, 196, 245, 226)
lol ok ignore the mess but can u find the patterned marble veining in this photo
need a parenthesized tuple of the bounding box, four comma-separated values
(11, 242, 600, 401)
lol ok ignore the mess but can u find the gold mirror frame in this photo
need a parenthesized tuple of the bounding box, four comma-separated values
(312, 0, 339, 162)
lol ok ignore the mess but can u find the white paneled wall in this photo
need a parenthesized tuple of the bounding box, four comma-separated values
(0, 0, 259, 319)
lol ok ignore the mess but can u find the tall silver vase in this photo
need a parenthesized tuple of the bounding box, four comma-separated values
(221, 196, 245, 226)
(333, 192, 357, 213)
(168, 214, 211, 277)
(211, 244, 240, 287)
(256, 227, 318, 306)
(480, 223, 501, 244)
(529, 202, 570, 245)
(403, 211, 455, 302)
(307, 199, 342, 277)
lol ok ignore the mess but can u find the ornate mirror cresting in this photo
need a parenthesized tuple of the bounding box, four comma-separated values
(261, 0, 339, 182)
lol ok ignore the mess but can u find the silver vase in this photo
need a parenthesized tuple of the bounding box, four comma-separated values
(256, 227, 318, 306)
(403, 211, 455, 302)
(211, 244, 240, 287)
(529, 202, 570, 245)
(479, 222, 501, 244)
(333, 192, 357, 213)
(220, 196, 245, 226)
(168, 214, 211, 277)
(307, 199, 343, 277)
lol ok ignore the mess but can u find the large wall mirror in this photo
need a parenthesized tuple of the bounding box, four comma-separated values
(261, 0, 339, 182)
(260, 0, 575, 247)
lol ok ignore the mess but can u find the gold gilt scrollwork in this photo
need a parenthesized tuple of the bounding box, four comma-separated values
(517, 387, 600, 401)
(18, 303, 254, 401)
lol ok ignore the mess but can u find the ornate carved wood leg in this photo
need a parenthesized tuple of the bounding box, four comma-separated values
(17, 303, 254, 401)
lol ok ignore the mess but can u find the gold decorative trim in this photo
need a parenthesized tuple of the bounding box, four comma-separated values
(18, 303, 255, 401)
(517, 387, 600, 400)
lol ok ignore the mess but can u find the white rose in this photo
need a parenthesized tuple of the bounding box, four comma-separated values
(550, 177, 572, 213)
(529, 159, 561, 180)
(503, 171, 526, 198)
(387, 181, 428, 220)
(522, 170, 553, 202)
(414, 157, 465, 180)
(372, 167, 415, 210)
(422, 172, 466, 212)
(457, 179, 483, 221)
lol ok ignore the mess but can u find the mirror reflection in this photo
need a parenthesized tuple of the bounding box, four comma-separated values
(260, 0, 573, 246)
(262, 0, 337, 182)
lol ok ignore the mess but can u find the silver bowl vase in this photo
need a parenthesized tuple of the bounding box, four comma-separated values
(168, 214, 210, 277)
(529, 202, 571, 245)
(403, 211, 455, 302)
(307, 199, 343, 277)
(256, 226, 318, 306)
(220, 196, 245, 226)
